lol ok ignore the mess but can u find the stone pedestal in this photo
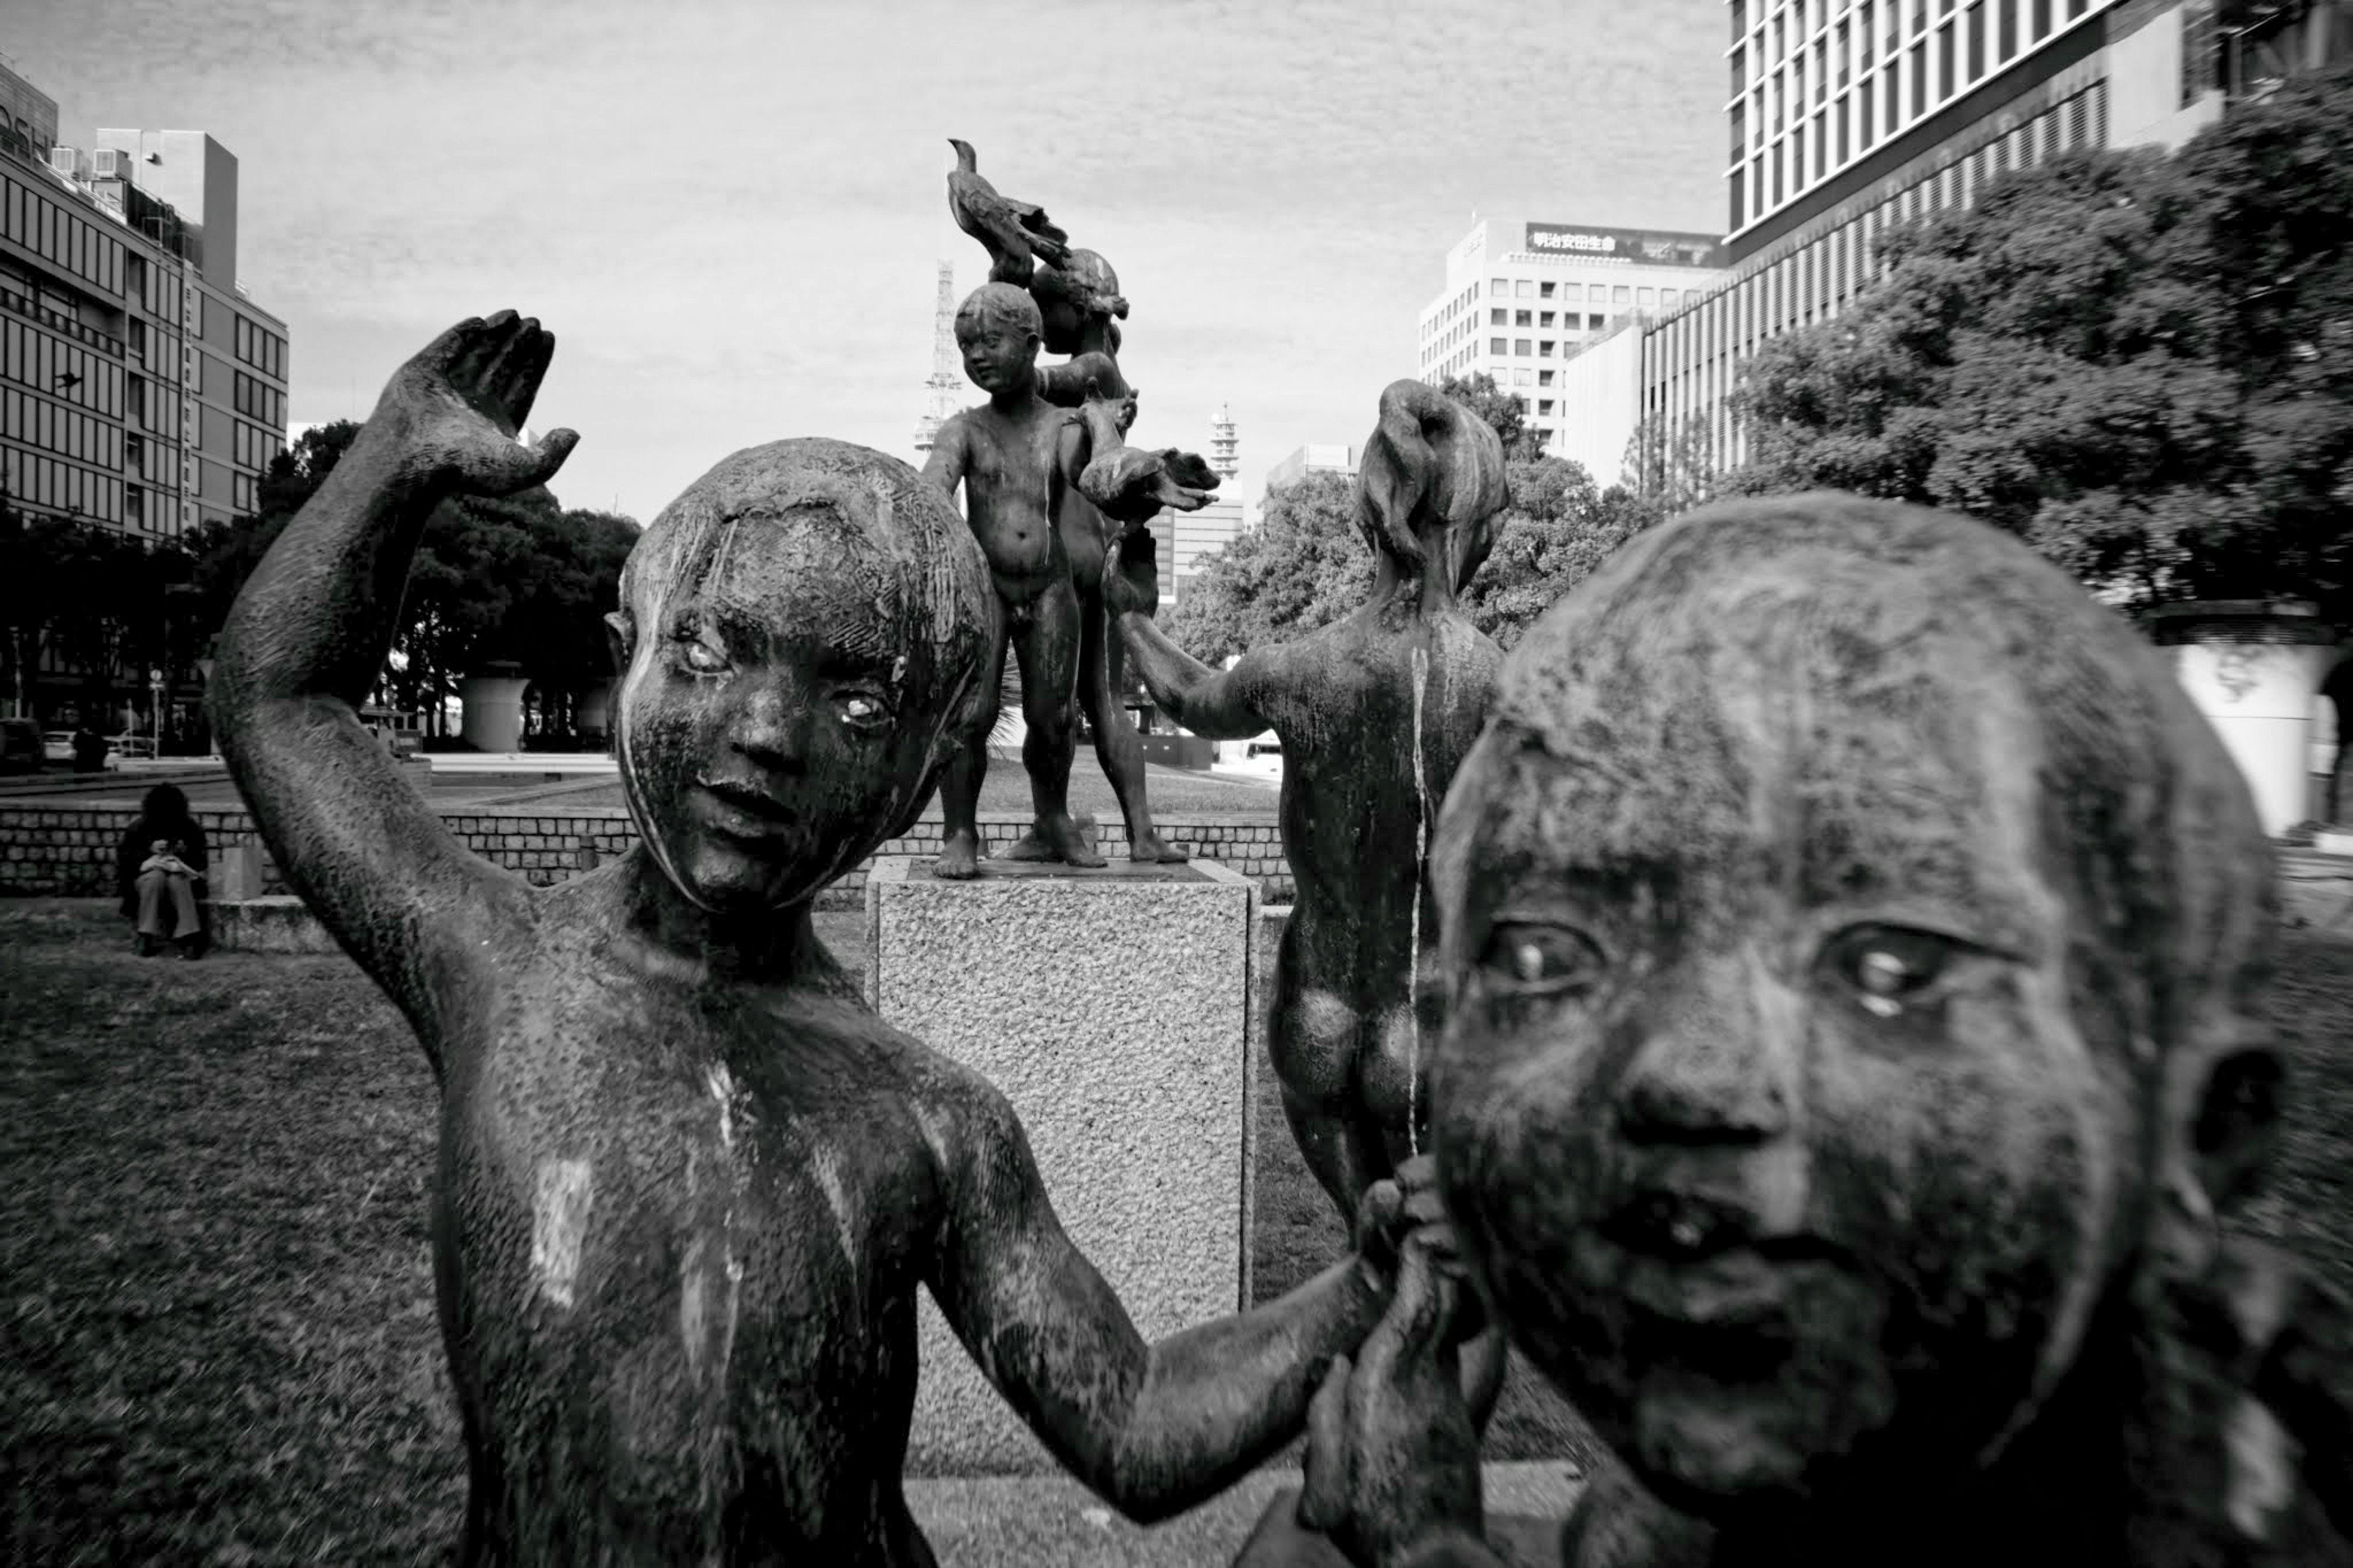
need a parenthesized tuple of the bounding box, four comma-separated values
(864, 856, 1261, 1476)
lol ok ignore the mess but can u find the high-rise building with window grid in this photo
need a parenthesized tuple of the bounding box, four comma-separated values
(0, 66, 289, 542)
(1624, 0, 2348, 483)
(1417, 215, 1727, 461)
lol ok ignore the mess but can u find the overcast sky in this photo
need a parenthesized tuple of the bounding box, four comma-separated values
(9, 0, 1724, 523)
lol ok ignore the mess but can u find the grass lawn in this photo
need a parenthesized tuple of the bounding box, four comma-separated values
(545, 759, 1278, 821)
(6, 900, 2350, 1564)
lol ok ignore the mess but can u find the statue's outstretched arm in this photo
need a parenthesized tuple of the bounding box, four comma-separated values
(207, 312, 577, 1064)
(922, 1070, 1401, 1522)
(1103, 534, 1276, 741)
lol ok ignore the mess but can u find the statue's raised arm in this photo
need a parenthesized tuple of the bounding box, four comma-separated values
(207, 311, 578, 1061)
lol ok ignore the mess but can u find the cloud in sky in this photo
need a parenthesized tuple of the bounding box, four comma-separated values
(10, 0, 1725, 520)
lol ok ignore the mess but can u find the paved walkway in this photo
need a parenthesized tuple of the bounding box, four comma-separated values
(904, 1461, 1580, 1567)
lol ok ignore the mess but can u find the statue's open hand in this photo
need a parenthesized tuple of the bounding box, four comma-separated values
(1301, 1225, 1488, 1567)
(385, 310, 579, 498)
(1103, 527, 1159, 620)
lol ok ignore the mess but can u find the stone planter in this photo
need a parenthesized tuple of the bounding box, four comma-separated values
(2145, 599, 2337, 838)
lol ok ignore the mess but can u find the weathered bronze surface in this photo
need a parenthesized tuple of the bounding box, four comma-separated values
(928, 142, 1215, 876)
(210, 311, 1427, 1564)
(1292, 493, 2353, 1567)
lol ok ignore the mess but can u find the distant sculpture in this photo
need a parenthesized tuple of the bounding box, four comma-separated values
(1292, 494, 2353, 1566)
(1116, 379, 1518, 1425)
(209, 310, 1438, 1564)
(1120, 380, 1506, 1221)
(933, 140, 1214, 874)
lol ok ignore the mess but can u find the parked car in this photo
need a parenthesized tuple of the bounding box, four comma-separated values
(111, 734, 156, 760)
(0, 718, 41, 774)
(42, 730, 75, 763)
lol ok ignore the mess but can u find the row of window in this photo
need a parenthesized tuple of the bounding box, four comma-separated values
(1492, 285, 1696, 322)
(0, 171, 129, 301)
(232, 314, 286, 380)
(1646, 81, 2104, 469)
(232, 369, 283, 428)
(126, 371, 183, 443)
(232, 415, 282, 473)
(1728, 0, 2110, 231)
(0, 385, 124, 472)
(2, 317, 126, 420)
(1, 441, 126, 524)
(132, 247, 183, 330)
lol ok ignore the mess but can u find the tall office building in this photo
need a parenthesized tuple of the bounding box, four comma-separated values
(912, 261, 962, 462)
(1636, 0, 2350, 479)
(1417, 216, 1727, 460)
(0, 70, 290, 540)
(1266, 443, 1359, 490)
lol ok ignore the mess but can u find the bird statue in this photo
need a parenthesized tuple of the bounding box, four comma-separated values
(1073, 382, 1221, 526)
(947, 138, 1072, 288)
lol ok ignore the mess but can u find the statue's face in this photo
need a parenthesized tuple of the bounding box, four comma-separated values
(613, 517, 946, 915)
(957, 316, 1037, 396)
(1432, 644, 2134, 1526)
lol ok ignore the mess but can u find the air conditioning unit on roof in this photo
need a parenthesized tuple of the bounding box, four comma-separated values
(48, 145, 88, 181)
(91, 146, 131, 179)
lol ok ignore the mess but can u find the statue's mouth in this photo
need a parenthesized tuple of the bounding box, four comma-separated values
(694, 778, 800, 846)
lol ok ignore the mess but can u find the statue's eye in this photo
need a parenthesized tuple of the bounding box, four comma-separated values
(837, 691, 893, 732)
(1480, 922, 1607, 994)
(680, 640, 729, 675)
(1825, 925, 1960, 1017)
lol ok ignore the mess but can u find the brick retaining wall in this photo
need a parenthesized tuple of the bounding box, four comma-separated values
(0, 802, 1295, 905)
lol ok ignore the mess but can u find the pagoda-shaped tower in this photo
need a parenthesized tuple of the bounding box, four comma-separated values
(1208, 401, 1238, 481)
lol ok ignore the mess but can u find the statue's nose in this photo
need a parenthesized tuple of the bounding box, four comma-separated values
(1615, 947, 1798, 1145)
(729, 680, 813, 775)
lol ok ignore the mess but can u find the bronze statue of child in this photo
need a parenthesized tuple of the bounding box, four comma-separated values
(1290, 494, 2353, 1567)
(209, 309, 1433, 1564)
(922, 281, 1102, 876)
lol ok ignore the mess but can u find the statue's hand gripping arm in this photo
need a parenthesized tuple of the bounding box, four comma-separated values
(925, 1075, 1403, 1523)
(207, 312, 577, 1060)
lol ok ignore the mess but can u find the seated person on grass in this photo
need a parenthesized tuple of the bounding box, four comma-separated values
(115, 782, 207, 959)
(1292, 494, 2353, 1567)
(208, 310, 1430, 1566)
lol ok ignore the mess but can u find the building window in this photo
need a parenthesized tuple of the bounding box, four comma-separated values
(1490, 308, 1506, 325)
(1639, 288, 1656, 306)
(1490, 337, 1507, 354)
(1612, 286, 1631, 304)
(1662, 289, 1681, 307)
(1491, 276, 1508, 294)
(1539, 281, 1556, 298)
(1513, 371, 1533, 388)
(1539, 340, 1555, 356)
(1514, 339, 1532, 356)
(1512, 279, 1532, 298)
(1514, 310, 1532, 327)
(1538, 369, 1555, 387)
(1588, 313, 1605, 329)
(1539, 311, 1556, 328)
(1538, 400, 1556, 416)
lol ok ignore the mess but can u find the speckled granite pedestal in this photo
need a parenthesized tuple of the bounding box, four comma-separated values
(865, 855, 1262, 1477)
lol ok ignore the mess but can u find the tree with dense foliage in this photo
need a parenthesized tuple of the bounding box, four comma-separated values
(1724, 61, 2353, 619)
(1433, 371, 1545, 463)
(1163, 455, 1658, 663)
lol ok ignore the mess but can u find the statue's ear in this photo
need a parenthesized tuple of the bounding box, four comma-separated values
(605, 610, 635, 677)
(2191, 1045, 2284, 1214)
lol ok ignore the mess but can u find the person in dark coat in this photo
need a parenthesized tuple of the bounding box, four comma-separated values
(71, 725, 109, 773)
(116, 782, 207, 958)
